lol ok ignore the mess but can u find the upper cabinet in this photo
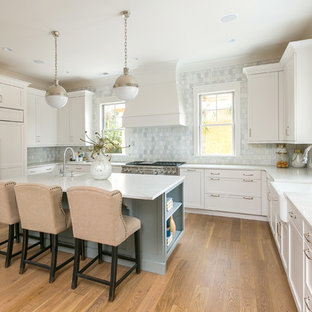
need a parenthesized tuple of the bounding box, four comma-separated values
(57, 90, 94, 146)
(244, 39, 312, 144)
(244, 64, 282, 143)
(27, 88, 58, 147)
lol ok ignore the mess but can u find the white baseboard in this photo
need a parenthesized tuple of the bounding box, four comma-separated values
(185, 208, 268, 222)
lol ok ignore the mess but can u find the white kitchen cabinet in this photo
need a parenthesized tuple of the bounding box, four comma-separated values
(280, 39, 312, 143)
(27, 164, 57, 175)
(27, 88, 57, 147)
(179, 168, 204, 209)
(246, 70, 280, 142)
(288, 207, 304, 311)
(281, 221, 289, 272)
(0, 82, 23, 110)
(57, 90, 94, 146)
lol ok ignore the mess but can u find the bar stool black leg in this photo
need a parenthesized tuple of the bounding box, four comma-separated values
(98, 243, 102, 264)
(109, 246, 118, 302)
(134, 230, 141, 274)
(71, 238, 81, 289)
(5, 224, 15, 268)
(15, 223, 20, 243)
(40, 232, 45, 249)
(49, 234, 53, 251)
(19, 229, 28, 274)
(49, 234, 58, 283)
(80, 240, 86, 260)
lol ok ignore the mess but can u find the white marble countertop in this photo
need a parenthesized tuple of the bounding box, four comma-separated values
(28, 161, 126, 168)
(3, 173, 184, 200)
(285, 192, 312, 226)
(180, 163, 312, 183)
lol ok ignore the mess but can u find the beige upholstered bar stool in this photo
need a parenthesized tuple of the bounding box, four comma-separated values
(67, 186, 141, 302)
(0, 182, 22, 267)
(14, 183, 74, 283)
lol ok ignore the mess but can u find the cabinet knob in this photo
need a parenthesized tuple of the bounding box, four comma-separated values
(243, 196, 254, 200)
(289, 211, 296, 219)
(305, 297, 312, 311)
(304, 249, 312, 261)
(305, 233, 312, 244)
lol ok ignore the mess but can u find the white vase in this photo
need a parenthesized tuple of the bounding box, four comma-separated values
(90, 154, 112, 180)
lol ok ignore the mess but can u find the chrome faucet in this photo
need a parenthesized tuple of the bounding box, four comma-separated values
(61, 147, 76, 176)
(303, 145, 312, 164)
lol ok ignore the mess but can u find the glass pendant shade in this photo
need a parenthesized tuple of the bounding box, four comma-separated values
(113, 67, 139, 100)
(45, 82, 68, 108)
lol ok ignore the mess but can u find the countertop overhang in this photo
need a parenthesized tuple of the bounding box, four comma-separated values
(3, 173, 184, 201)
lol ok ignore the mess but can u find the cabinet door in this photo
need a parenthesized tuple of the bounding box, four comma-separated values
(0, 121, 24, 178)
(26, 93, 37, 146)
(281, 221, 289, 272)
(248, 72, 279, 142)
(0, 83, 22, 109)
(36, 96, 57, 146)
(69, 97, 85, 145)
(57, 103, 70, 145)
(180, 168, 204, 209)
(283, 57, 295, 141)
(289, 219, 304, 311)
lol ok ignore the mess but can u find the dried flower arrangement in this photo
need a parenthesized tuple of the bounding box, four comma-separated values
(80, 131, 129, 159)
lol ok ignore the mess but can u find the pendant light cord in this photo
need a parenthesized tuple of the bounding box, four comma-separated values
(54, 33, 58, 84)
(124, 14, 128, 69)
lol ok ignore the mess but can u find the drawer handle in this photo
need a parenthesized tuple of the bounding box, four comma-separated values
(29, 170, 36, 173)
(305, 249, 312, 261)
(305, 297, 312, 311)
(243, 179, 254, 182)
(305, 233, 312, 244)
(186, 169, 196, 172)
(45, 168, 52, 171)
(210, 173, 220, 176)
(210, 194, 220, 197)
(243, 173, 254, 176)
(289, 211, 296, 219)
(243, 196, 254, 200)
(210, 177, 220, 181)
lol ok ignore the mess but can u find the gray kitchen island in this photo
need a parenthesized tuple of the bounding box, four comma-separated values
(4, 173, 185, 274)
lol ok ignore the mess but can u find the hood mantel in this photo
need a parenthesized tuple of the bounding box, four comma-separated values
(122, 62, 186, 128)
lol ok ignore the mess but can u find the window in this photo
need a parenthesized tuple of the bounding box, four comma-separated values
(193, 82, 240, 156)
(100, 102, 125, 154)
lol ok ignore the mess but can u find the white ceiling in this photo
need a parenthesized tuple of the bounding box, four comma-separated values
(1, 0, 312, 85)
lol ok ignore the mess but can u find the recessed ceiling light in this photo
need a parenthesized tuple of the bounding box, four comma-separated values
(3, 47, 13, 52)
(227, 39, 236, 43)
(33, 59, 45, 64)
(220, 14, 238, 23)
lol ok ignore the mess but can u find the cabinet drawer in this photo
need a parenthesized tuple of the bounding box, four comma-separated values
(205, 178, 261, 197)
(288, 202, 303, 235)
(204, 194, 261, 215)
(205, 169, 261, 179)
(28, 165, 56, 175)
(67, 164, 90, 172)
(0, 83, 22, 109)
(0, 108, 23, 122)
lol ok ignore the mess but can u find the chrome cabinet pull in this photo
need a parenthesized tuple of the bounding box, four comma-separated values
(243, 179, 254, 182)
(305, 297, 312, 311)
(210, 194, 220, 197)
(289, 211, 296, 219)
(243, 196, 254, 200)
(304, 249, 312, 261)
(243, 173, 254, 176)
(249, 128, 251, 137)
(186, 169, 196, 172)
(210, 177, 220, 181)
(305, 233, 312, 244)
(210, 172, 220, 176)
(0, 95, 2, 103)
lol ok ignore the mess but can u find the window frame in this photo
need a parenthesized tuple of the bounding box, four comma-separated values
(193, 82, 240, 157)
(99, 97, 126, 155)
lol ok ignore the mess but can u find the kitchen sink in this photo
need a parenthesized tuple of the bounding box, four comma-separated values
(270, 182, 312, 222)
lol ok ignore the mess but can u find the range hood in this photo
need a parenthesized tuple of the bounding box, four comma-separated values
(122, 61, 186, 128)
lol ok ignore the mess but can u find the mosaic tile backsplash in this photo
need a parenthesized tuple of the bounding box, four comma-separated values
(27, 59, 309, 166)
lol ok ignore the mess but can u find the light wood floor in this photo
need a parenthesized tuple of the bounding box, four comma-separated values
(0, 214, 296, 312)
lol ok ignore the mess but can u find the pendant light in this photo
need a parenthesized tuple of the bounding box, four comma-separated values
(45, 31, 68, 109)
(113, 10, 139, 101)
